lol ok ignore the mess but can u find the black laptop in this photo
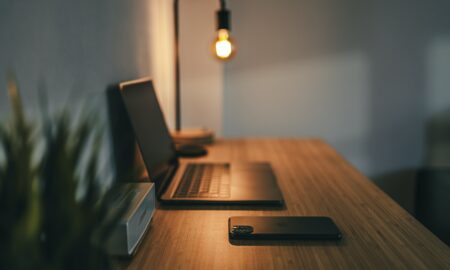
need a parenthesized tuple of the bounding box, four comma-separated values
(119, 78, 284, 205)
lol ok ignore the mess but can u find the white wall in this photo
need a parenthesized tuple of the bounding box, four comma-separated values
(0, 0, 156, 181)
(178, 0, 224, 134)
(223, 0, 450, 178)
(149, 0, 176, 128)
(0, 0, 155, 115)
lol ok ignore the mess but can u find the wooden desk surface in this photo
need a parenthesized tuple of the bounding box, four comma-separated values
(122, 139, 450, 269)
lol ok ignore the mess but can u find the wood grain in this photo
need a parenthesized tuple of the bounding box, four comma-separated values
(118, 139, 450, 270)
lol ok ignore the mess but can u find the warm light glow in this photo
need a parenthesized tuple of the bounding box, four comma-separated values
(213, 29, 235, 60)
(216, 40, 232, 58)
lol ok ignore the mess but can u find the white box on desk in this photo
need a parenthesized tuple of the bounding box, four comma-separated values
(106, 182, 156, 256)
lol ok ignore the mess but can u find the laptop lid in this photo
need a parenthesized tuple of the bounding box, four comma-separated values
(119, 78, 178, 196)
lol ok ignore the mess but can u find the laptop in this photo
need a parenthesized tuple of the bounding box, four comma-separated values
(119, 78, 284, 205)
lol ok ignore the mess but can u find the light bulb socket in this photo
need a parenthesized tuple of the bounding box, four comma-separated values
(217, 9, 231, 31)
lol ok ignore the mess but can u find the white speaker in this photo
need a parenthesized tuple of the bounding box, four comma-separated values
(106, 182, 156, 256)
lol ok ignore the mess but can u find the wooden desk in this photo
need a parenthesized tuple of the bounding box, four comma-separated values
(123, 139, 450, 269)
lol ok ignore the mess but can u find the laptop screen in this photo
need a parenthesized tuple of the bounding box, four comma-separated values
(119, 78, 177, 193)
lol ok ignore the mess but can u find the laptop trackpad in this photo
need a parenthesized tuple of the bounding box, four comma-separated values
(230, 164, 281, 200)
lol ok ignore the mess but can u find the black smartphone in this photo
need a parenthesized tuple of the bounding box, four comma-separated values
(228, 216, 342, 240)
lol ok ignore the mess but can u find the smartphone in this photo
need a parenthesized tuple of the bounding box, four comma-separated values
(228, 216, 342, 240)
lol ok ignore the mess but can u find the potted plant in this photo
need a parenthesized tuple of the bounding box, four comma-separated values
(0, 78, 131, 270)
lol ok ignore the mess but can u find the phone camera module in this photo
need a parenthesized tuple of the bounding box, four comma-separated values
(231, 225, 254, 235)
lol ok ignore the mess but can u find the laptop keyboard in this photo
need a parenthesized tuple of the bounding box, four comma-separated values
(173, 163, 230, 198)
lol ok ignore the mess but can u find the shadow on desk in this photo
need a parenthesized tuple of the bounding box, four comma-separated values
(229, 238, 346, 247)
(157, 204, 287, 211)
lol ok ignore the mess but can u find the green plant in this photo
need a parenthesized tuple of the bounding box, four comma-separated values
(0, 78, 131, 270)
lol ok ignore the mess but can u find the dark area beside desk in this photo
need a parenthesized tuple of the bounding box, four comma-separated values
(415, 169, 450, 246)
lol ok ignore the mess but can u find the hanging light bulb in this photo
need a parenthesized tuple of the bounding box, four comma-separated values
(214, 29, 235, 60)
(213, 5, 236, 61)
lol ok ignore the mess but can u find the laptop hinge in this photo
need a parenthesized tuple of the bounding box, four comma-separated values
(156, 162, 179, 199)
